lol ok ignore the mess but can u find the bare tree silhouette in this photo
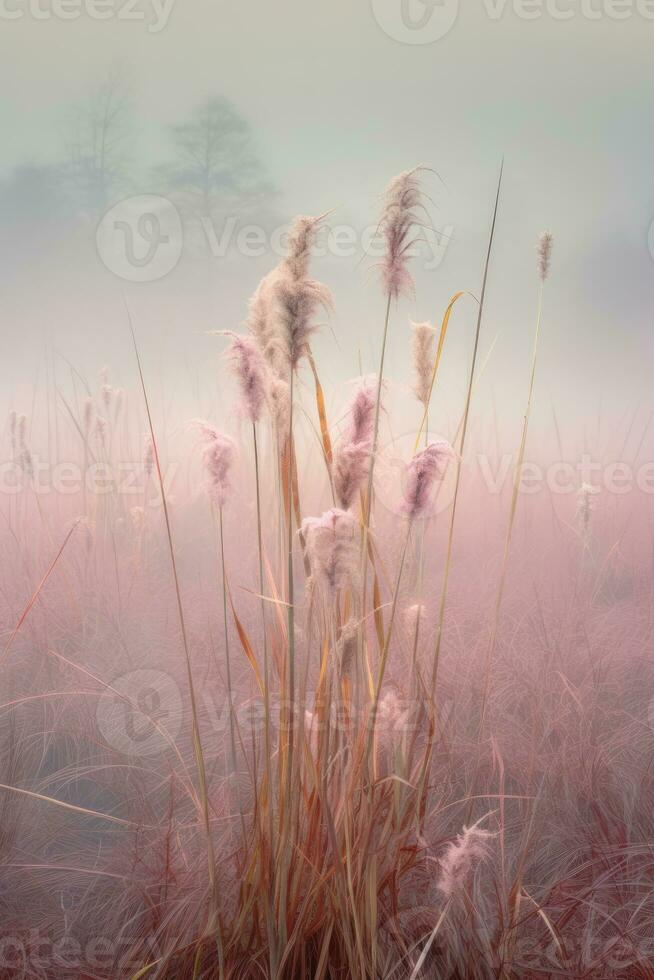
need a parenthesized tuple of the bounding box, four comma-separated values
(157, 96, 275, 232)
(62, 67, 133, 216)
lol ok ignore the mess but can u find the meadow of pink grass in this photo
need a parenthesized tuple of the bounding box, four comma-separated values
(1, 172, 654, 979)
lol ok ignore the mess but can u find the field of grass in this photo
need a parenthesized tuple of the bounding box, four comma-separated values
(1, 169, 653, 979)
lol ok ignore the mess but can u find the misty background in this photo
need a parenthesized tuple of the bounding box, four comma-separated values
(1, 0, 653, 458)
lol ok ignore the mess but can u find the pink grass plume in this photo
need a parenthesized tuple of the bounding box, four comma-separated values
(380, 167, 425, 299)
(402, 441, 453, 520)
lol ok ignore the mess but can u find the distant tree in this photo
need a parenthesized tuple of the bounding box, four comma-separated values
(62, 68, 133, 216)
(158, 96, 275, 229)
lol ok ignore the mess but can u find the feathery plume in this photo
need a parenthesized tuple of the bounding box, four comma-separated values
(101, 383, 113, 413)
(224, 332, 268, 424)
(17, 413, 28, 449)
(302, 508, 359, 596)
(334, 442, 370, 511)
(577, 482, 599, 538)
(248, 272, 284, 376)
(143, 435, 155, 478)
(94, 416, 108, 448)
(347, 377, 376, 446)
(248, 215, 330, 375)
(402, 441, 453, 520)
(269, 267, 331, 371)
(411, 321, 437, 407)
(333, 378, 376, 509)
(284, 214, 322, 281)
(337, 620, 358, 677)
(437, 818, 494, 900)
(18, 447, 33, 479)
(15, 413, 32, 477)
(268, 378, 291, 434)
(537, 231, 554, 281)
(8, 410, 17, 454)
(82, 397, 94, 434)
(380, 167, 425, 299)
(196, 422, 236, 507)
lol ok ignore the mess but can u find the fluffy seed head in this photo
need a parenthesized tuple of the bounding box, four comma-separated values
(284, 214, 323, 281)
(17, 414, 28, 448)
(82, 398, 94, 434)
(302, 508, 359, 597)
(95, 416, 108, 447)
(224, 331, 269, 424)
(411, 321, 437, 407)
(380, 167, 424, 299)
(248, 273, 285, 377)
(268, 378, 291, 434)
(333, 378, 377, 509)
(101, 383, 113, 412)
(18, 447, 33, 479)
(337, 620, 358, 677)
(577, 482, 599, 535)
(249, 216, 330, 375)
(402, 441, 453, 520)
(143, 435, 155, 478)
(269, 265, 331, 371)
(437, 820, 494, 900)
(537, 231, 554, 281)
(195, 422, 236, 507)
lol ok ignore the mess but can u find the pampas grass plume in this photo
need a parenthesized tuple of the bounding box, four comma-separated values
(402, 441, 452, 520)
(437, 818, 494, 900)
(195, 421, 236, 507)
(333, 378, 377, 510)
(302, 508, 359, 596)
(411, 321, 437, 407)
(224, 331, 268, 424)
(537, 231, 554, 281)
(380, 167, 424, 299)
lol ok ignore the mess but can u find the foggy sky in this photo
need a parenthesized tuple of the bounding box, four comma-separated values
(1, 0, 653, 453)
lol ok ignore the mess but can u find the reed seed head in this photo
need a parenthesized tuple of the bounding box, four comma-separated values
(411, 321, 437, 407)
(437, 819, 494, 900)
(380, 167, 425, 299)
(537, 231, 554, 281)
(402, 440, 453, 520)
(302, 508, 359, 597)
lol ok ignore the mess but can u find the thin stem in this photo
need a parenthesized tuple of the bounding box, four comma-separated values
(478, 279, 545, 733)
(127, 307, 221, 943)
(430, 161, 504, 702)
(364, 520, 412, 778)
(253, 423, 274, 852)
(359, 291, 393, 691)
(219, 505, 237, 776)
